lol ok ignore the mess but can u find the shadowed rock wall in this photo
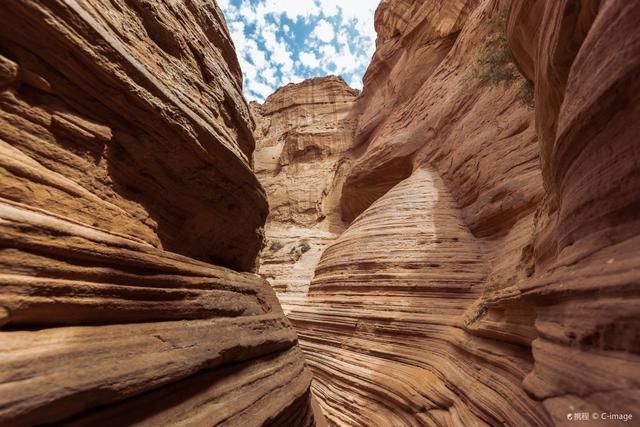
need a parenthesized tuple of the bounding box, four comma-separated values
(0, 1, 314, 425)
(508, 0, 640, 423)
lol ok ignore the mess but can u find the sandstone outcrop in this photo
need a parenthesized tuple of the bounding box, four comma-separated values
(3, 0, 639, 424)
(508, 0, 640, 423)
(253, 76, 358, 310)
(287, 1, 549, 424)
(0, 1, 313, 425)
(0, 0, 268, 271)
(259, 0, 640, 425)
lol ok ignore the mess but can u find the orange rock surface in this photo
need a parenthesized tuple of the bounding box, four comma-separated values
(257, 0, 640, 425)
(510, 0, 640, 423)
(253, 76, 358, 311)
(0, 1, 313, 425)
(2, 0, 639, 425)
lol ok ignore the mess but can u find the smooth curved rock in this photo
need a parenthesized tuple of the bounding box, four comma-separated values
(0, 1, 313, 425)
(512, 0, 640, 423)
(342, 0, 483, 222)
(0, 0, 267, 271)
(289, 166, 549, 425)
(278, 0, 640, 425)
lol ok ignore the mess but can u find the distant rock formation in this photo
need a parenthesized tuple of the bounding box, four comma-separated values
(0, 0, 313, 425)
(253, 76, 358, 310)
(258, 0, 640, 425)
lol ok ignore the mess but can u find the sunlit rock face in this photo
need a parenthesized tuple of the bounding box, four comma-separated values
(0, 0, 267, 271)
(289, 0, 550, 424)
(276, 0, 640, 425)
(3, 0, 637, 424)
(0, 0, 314, 425)
(253, 76, 358, 311)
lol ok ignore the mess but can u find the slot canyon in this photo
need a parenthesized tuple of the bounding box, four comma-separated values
(0, 0, 639, 426)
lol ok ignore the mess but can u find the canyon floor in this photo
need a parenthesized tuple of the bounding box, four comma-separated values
(1, 0, 639, 426)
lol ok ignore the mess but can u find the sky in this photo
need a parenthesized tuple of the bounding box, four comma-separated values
(218, 0, 380, 102)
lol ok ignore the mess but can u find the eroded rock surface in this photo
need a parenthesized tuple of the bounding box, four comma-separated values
(253, 76, 358, 310)
(261, 0, 640, 425)
(3, 0, 639, 424)
(0, 0, 268, 271)
(0, 1, 313, 425)
(509, 0, 640, 423)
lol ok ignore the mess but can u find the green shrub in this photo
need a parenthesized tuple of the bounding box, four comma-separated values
(465, 6, 534, 106)
(468, 7, 516, 86)
(519, 79, 534, 106)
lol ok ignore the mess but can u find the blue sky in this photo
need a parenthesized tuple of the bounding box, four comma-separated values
(218, 0, 380, 102)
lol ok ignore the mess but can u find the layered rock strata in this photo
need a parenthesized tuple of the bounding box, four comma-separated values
(268, 0, 640, 425)
(508, 0, 640, 423)
(253, 76, 358, 311)
(0, 1, 313, 425)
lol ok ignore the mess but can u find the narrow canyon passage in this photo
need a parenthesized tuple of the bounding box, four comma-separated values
(0, 0, 639, 426)
(254, 0, 640, 425)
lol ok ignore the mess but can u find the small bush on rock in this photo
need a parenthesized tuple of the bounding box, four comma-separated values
(465, 6, 535, 107)
(519, 79, 534, 106)
(468, 7, 516, 86)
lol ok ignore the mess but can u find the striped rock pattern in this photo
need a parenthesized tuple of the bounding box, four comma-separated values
(280, 0, 640, 425)
(0, 0, 314, 425)
(287, 166, 548, 425)
(508, 0, 640, 424)
(253, 76, 358, 312)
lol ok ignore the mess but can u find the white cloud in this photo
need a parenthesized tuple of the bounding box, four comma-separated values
(311, 19, 335, 43)
(218, 0, 381, 101)
(322, 0, 379, 21)
(284, 73, 305, 84)
(350, 77, 363, 90)
(263, 0, 319, 21)
(249, 80, 277, 99)
(262, 23, 294, 72)
(336, 28, 349, 47)
(319, 44, 337, 58)
(261, 66, 276, 83)
(299, 51, 320, 68)
(230, 18, 243, 31)
(238, 1, 257, 24)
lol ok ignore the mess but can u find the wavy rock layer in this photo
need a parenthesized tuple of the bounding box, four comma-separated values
(288, 166, 547, 426)
(254, 76, 358, 310)
(0, 1, 312, 425)
(0, 0, 267, 271)
(281, 0, 640, 425)
(509, 0, 640, 423)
